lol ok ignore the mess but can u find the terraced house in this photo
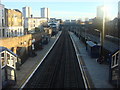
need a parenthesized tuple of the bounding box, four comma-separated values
(5, 9, 24, 37)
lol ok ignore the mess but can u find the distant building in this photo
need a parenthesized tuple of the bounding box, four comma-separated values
(64, 20, 70, 23)
(118, 1, 120, 18)
(5, 9, 24, 37)
(22, 6, 32, 18)
(24, 17, 47, 33)
(71, 20, 76, 24)
(85, 18, 89, 21)
(41, 7, 50, 19)
(49, 18, 56, 23)
(97, 5, 108, 19)
(0, 4, 5, 38)
(48, 18, 60, 30)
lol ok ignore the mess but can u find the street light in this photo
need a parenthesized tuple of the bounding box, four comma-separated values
(96, 5, 106, 62)
(100, 5, 106, 57)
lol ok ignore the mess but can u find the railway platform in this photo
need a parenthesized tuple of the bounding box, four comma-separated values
(22, 30, 86, 88)
(69, 32, 114, 89)
(12, 31, 61, 89)
(10, 30, 115, 89)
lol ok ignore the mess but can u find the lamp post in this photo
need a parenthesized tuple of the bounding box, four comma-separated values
(100, 6, 106, 57)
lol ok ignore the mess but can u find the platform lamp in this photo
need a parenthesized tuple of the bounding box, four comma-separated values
(100, 5, 106, 57)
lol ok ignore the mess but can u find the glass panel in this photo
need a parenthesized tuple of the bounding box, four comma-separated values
(1, 53, 4, 57)
(112, 56, 115, 67)
(7, 55, 15, 68)
(11, 56, 14, 67)
(7, 53, 10, 64)
(1, 52, 5, 67)
(1, 58, 5, 67)
(7, 69, 15, 80)
(11, 70, 15, 80)
(115, 53, 119, 65)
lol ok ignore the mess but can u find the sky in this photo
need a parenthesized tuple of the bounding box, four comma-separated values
(1, 0, 119, 21)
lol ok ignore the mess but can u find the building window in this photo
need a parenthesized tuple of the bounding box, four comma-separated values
(3, 29, 5, 37)
(15, 30, 17, 36)
(7, 29, 9, 37)
(2, 19, 4, 27)
(0, 29, 1, 37)
(7, 69, 15, 80)
(2, 10, 4, 17)
(20, 29, 22, 35)
(7, 32, 8, 37)
(9, 30, 11, 37)
(1, 52, 6, 67)
(18, 29, 20, 35)
(11, 30, 13, 37)
(10, 56, 15, 67)
(7, 53, 10, 64)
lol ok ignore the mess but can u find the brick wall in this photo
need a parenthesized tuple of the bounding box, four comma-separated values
(0, 32, 47, 63)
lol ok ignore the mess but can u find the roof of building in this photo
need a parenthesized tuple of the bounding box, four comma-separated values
(14, 9, 22, 13)
(0, 4, 4, 6)
(0, 46, 18, 57)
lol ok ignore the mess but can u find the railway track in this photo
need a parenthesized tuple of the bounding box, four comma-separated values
(22, 29, 86, 88)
